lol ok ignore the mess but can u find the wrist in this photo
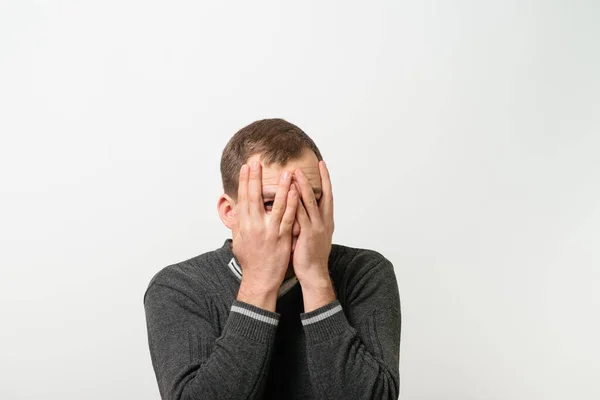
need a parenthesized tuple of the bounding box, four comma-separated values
(237, 279, 279, 312)
(300, 274, 336, 312)
(297, 270, 332, 292)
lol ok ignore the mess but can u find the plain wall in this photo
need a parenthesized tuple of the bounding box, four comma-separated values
(1, 1, 598, 399)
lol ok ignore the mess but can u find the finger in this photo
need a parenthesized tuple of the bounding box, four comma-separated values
(295, 191, 311, 228)
(318, 161, 334, 223)
(270, 170, 292, 227)
(280, 184, 298, 235)
(237, 164, 249, 219)
(293, 168, 321, 223)
(248, 161, 264, 218)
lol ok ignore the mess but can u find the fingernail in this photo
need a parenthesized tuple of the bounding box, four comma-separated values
(241, 164, 248, 173)
(282, 171, 290, 181)
(251, 161, 259, 170)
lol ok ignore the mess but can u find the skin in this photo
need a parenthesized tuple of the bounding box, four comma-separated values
(217, 149, 336, 312)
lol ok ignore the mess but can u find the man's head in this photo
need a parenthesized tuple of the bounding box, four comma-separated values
(219, 119, 323, 200)
(217, 119, 324, 255)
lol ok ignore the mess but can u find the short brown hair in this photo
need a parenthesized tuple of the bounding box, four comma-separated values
(220, 118, 323, 200)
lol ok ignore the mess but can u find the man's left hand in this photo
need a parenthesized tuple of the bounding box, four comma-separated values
(292, 161, 336, 311)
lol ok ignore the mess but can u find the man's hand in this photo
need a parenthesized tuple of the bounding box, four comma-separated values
(233, 161, 299, 311)
(292, 161, 336, 312)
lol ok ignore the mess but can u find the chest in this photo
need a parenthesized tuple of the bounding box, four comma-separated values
(212, 288, 317, 397)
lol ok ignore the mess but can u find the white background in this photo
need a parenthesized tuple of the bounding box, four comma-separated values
(1, 1, 599, 399)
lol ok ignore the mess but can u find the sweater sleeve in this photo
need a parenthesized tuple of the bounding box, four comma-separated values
(144, 282, 279, 400)
(299, 257, 401, 399)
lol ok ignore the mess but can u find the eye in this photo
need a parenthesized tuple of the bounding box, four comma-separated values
(264, 200, 274, 210)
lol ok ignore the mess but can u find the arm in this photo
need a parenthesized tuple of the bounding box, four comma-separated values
(144, 282, 279, 400)
(144, 161, 298, 399)
(300, 257, 401, 399)
(290, 163, 401, 398)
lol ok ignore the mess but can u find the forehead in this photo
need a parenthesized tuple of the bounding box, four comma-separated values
(246, 150, 321, 197)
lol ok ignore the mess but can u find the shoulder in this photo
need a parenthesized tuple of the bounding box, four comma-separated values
(329, 243, 399, 307)
(330, 242, 394, 281)
(143, 248, 225, 304)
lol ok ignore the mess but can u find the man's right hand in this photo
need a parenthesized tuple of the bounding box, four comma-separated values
(232, 161, 298, 311)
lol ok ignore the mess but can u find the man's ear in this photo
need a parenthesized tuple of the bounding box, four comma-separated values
(217, 193, 237, 230)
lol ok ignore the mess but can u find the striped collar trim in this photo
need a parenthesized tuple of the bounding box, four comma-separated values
(227, 257, 299, 298)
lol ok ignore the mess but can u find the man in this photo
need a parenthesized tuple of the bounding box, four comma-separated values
(143, 119, 401, 399)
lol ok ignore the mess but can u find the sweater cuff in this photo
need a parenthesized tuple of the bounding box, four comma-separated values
(224, 300, 281, 344)
(300, 299, 351, 343)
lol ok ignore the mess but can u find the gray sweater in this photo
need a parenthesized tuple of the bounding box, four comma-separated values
(143, 238, 401, 399)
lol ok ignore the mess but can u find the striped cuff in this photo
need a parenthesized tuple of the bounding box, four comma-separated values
(225, 300, 281, 344)
(300, 299, 351, 343)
